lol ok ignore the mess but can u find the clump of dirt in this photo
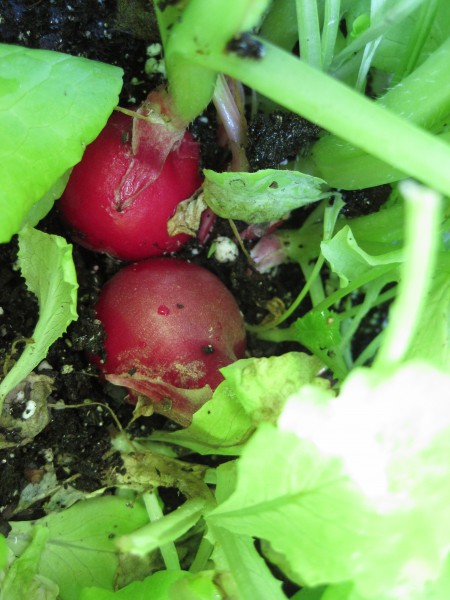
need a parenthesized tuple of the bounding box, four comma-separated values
(247, 110, 321, 170)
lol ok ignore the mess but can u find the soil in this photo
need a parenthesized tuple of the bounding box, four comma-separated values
(0, 0, 389, 582)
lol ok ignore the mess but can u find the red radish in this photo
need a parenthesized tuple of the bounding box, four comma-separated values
(92, 258, 246, 425)
(59, 110, 202, 261)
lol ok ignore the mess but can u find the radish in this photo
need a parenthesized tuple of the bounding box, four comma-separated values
(59, 96, 202, 261)
(92, 258, 246, 425)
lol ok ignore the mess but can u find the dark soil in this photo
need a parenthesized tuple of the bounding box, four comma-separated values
(0, 0, 387, 544)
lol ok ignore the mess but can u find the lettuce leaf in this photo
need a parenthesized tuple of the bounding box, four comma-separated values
(7, 497, 149, 600)
(0, 44, 123, 241)
(203, 169, 330, 223)
(209, 361, 450, 598)
(0, 227, 78, 411)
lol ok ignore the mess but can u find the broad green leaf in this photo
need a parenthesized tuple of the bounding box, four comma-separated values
(79, 571, 189, 600)
(321, 225, 401, 287)
(208, 463, 288, 600)
(334, 0, 426, 69)
(209, 361, 450, 597)
(372, 0, 450, 75)
(221, 352, 328, 425)
(150, 354, 326, 455)
(7, 496, 149, 600)
(405, 253, 450, 372)
(0, 534, 7, 570)
(0, 227, 78, 411)
(426, 552, 450, 600)
(203, 169, 330, 223)
(320, 584, 355, 600)
(291, 587, 327, 600)
(22, 171, 71, 230)
(0, 44, 123, 241)
(168, 571, 224, 600)
(209, 525, 287, 600)
(0, 526, 58, 600)
(149, 380, 254, 455)
(208, 421, 366, 587)
(320, 554, 450, 600)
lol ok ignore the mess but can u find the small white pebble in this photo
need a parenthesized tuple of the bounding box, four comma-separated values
(0, 306, 4, 315)
(42, 448, 54, 463)
(213, 236, 239, 263)
(145, 57, 166, 76)
(22, 400, 37, 420)
(16, 390, 25, 401)
(146, 43, 162, 57)
(37, 360, 53, 371)
(61, 364, 74, 375)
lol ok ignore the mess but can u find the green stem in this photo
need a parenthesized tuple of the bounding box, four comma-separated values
(312, 35, 450, 188)
(314, 264, 398, 313)
(321, 0, 341, 72)
(339, 286, 397, 320)
(143, 491, 180, 570)
(248, 254, 325, 333)
(354, 330, 385, 367)
(248, 197, 343, 332)
(186, 39, 450, 197)
(296, 0, 322, 69)
(375, 181, 441, 368)
(299, 256, 325, 306)
(163, 0, 271, 122)
(190, 537, 214, 573)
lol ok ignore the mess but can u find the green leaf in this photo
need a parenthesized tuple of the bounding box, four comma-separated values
(0, 44, 123, 241)
(167, 571, 224, 600)
(82, 565, 223, 599)
(372, 0, 450, 75)
(209, 361, 450, 597)
(150, 354, 327, 455)
(207, 462, 288, 600)
(334, 0, 426, 70)
(221, 352, 328, 425)
(79, 570, 189, 600)
(0, 526, 58, 600)
(405, 253, 450, 372)
(291, 587, 327, 600)
(426, 552, 450, 600)
(209, 525, 287, 600)
(7, 496, 149, 600)
(0, 227, 78, 411)
(293, 311, 342, 353)
(149, 380, 254, 455)
(321, 225, 401, 287)
(0, 534, 7, 570)
(203, 169, 330, 223)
